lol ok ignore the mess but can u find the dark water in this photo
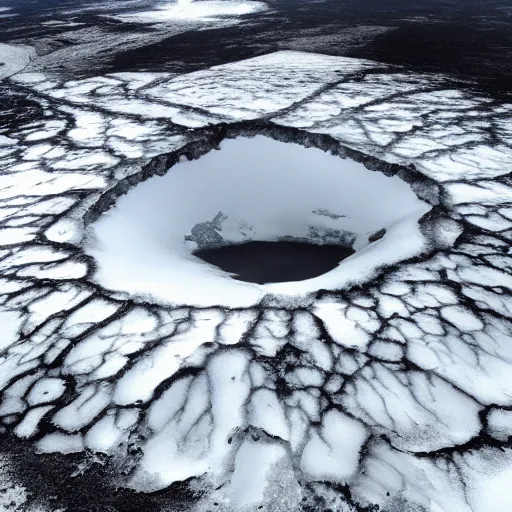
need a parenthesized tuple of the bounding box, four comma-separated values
(195, 241, 355, 284)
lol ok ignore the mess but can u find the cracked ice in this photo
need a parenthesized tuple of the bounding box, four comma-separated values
(0, 50, 511, 511)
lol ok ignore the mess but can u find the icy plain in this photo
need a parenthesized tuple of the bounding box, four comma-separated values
(0, 48, 511, 511)
(111, 0, 268, 23)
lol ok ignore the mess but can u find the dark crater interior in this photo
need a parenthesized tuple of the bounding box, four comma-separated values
(194, 241, 355, 284)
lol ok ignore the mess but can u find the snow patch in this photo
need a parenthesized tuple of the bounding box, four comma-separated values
(111, 0, 267, 23)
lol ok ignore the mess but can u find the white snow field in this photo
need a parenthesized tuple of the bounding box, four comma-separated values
(86, 135, 430, 307)
(0, 44, 35, 80)
(0, 50, 511, 511)
(112, 0, 268, 23)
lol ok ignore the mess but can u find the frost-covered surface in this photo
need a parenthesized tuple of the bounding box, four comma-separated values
(111, 0, 268, 23)
(0, 452, 48, 512)
(0, 50, 511, 511)
(0, 44, 35, 80)
(0, 458, 30, 512)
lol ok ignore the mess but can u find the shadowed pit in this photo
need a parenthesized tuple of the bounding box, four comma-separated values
(194, 240, 356, 284)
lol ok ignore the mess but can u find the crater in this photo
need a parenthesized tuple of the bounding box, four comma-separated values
(84, 133, 433, 307)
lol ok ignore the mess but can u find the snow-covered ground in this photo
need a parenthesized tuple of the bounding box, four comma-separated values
(0, 44, 35, 80)
(111, 0, 268, 22)
(0, 50, 511, 511)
